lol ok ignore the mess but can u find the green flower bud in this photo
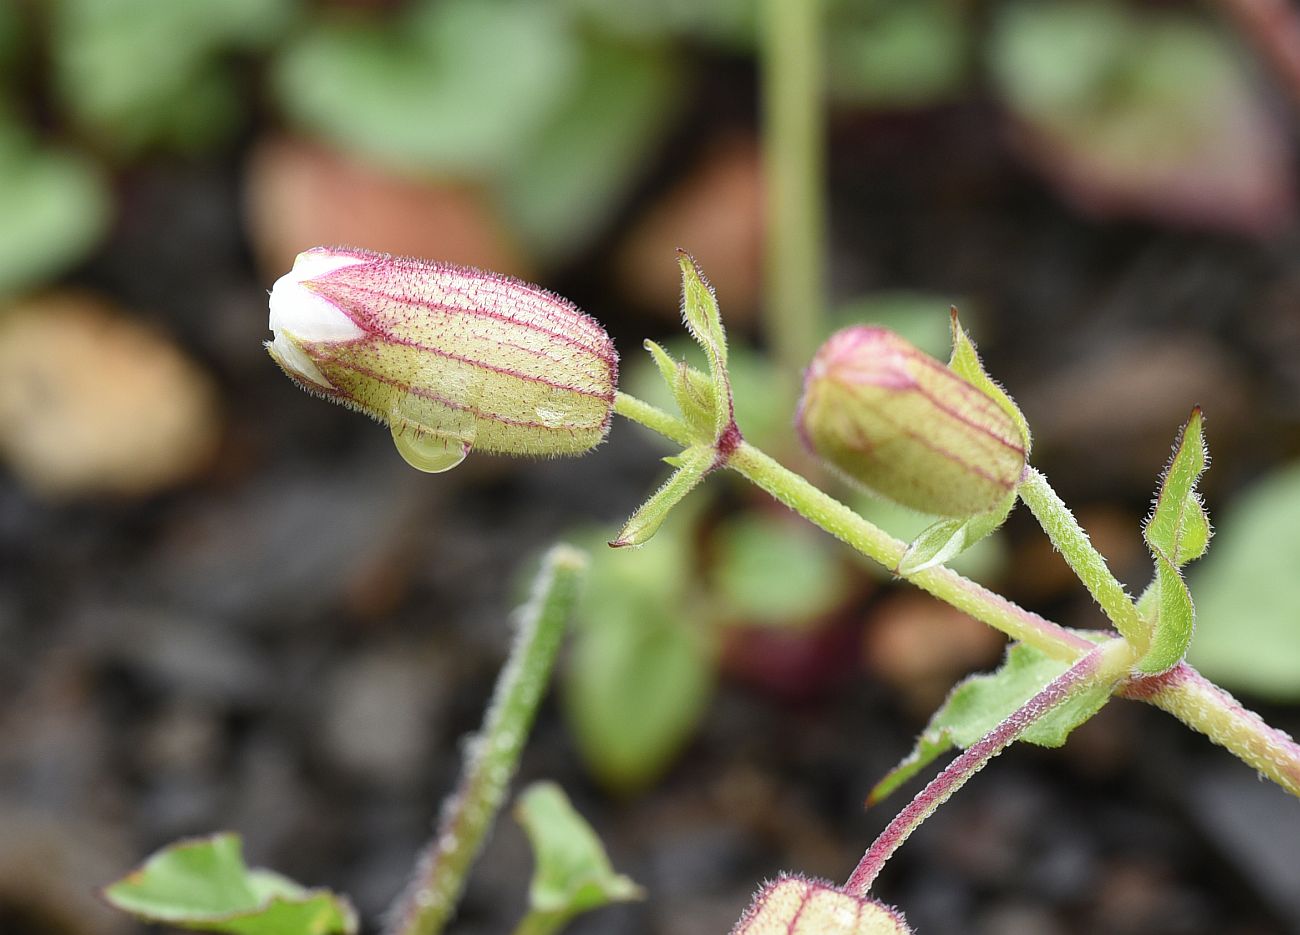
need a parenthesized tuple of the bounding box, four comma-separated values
(797, 326, 1026, 517)
(266, 247, 617, 472)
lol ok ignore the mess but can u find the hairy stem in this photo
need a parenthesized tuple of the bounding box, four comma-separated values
(612, 393, 1300, 800)
(845, 640, 1130, 894)
(761, 0, 826, 378)
(1018, 468, 1146, 646)
(1124, 663, 1300, 798)
(726, 441, 1091, 659)
(385, 546, 587, 935)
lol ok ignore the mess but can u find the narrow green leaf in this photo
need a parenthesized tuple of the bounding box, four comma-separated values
(676, 251, 734, 439)
(642, 339, 717, 435)
(869, 641, 1114, 805)
(513, 782, 643, 935)
(103, 834, 356, 935)
(611, 444, 714, 548)
(1144, 407, 1210, 567)
(897, 491, 1016, 576)
(1135, 547, 1195, 675)
(1134, 409, 1208, 673)
(948, 308, 1031, 455)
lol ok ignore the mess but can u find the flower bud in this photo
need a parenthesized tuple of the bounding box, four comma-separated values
(797, 326, 1026, 517)
(732, 875, 912, 934)
(267, 247, 617, 472)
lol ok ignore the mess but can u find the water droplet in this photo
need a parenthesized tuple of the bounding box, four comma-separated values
(534, 406, 568, 428)
(391, 425, 471, 473)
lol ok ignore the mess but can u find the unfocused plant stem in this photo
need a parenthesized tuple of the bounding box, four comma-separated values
(761, 0, 826, 379)
(385, 546, 587, 935)
(1018, 468, 1146, 646)
(1215, 0, 1300, 112)
(845, 639, 1131, 895)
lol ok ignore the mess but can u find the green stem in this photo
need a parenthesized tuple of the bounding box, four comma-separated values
(845, 639, 1132, 895)
(385, 546, 587, 935)
(1018, 468, 1146, 646)
(1123, 663, 1300, 798)
(727, 442, 1090, 659)
(611, 393, 1300, 800)
(761, 0, 826, 378)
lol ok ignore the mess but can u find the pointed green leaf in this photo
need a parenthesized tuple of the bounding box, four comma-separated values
(642, 339, 717, 435)
(611, 445, 715, 548)
(1135, 547, 1195, 675)
(514, 782, 643, 933)
(897, 491, 1016, 576)
(948, 308, 1031, 455)
(676, 251, 734, 439)
(103, 834, 356, 935)
(869, 641, 1115, 805)
(1144, 407, 1210, 567)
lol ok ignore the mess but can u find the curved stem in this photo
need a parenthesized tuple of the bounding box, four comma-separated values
(726, 441, 1091, 660)
(385, 546, 586, 935)
(1124, 663, 1300, 798)
(845, 640, 1129, 895)
(614, 391, 693, 447)
(1018, 468, 1146, 646)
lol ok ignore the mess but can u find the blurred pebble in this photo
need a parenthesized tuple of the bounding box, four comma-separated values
(616, 134, 763, 321)
(318, 640, 453, 788)
(0, 809, 133, 935)
(0, 293, 220, 498)
(150, 454, 427, 625)
(975, 902, 1064, 935)
(862, 593, 1005, 714)
(1189, 767, 1300, 927)
(245, 135, 529, 280)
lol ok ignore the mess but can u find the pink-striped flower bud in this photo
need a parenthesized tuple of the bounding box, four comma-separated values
(266, 247, 617, 472)
(732, 875, 912, 934)
(797, 326, 1026, 517)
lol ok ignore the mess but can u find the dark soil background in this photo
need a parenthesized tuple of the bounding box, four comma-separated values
(2, 4, 1300, 935)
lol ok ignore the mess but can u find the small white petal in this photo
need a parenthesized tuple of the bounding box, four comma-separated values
(266, 332, 332, 389)
(267, 249, 366, 344)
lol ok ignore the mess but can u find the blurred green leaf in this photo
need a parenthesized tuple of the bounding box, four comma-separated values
(103, 833, 357, 935)
(828, 0, 969, 108)
(713, 513, 852, 627)
(0, 123, 109, 296)
(870, 640, 1113, 804)
(564, 521, 714, 792)
(275, 0, 576, 176)
(990, 2, 1290, 233)
(562, 0, 757, 48)
(513, 782, 643, 935)
(0, 0, 22, 76)
(1189, 465, 1300, 700)
(501, 40, 679, 262)
(52, 0, 296, 152)
(833, 293, 961, 361)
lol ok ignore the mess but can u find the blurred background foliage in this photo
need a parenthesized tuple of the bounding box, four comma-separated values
(2, 0, 1300, 933)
